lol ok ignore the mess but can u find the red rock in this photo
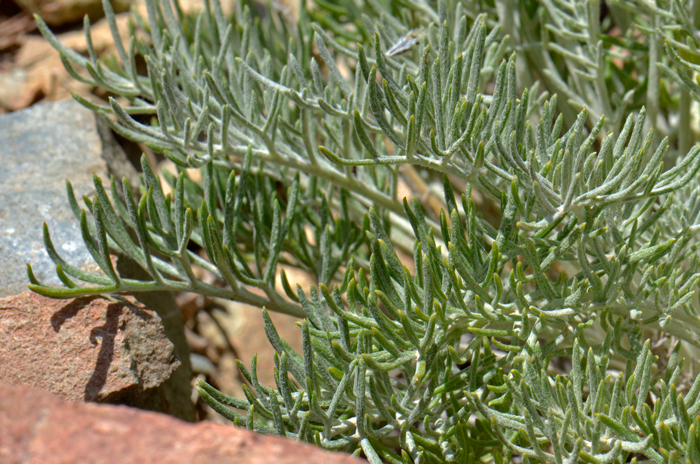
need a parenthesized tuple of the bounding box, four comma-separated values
(0, 292, 183, 411)
(0, 382, 363, 464)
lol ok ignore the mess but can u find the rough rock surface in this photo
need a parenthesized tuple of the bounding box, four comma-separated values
(0, 99, 138, 297)
(115, 257, 197, 421)
(0, 292, 183, 410)
(0, 382, 363, 464)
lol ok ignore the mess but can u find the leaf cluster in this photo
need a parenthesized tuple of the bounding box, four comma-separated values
(29, 0, 700, 462)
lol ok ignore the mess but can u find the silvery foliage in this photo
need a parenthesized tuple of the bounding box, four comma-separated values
(31, 0, 700, 461)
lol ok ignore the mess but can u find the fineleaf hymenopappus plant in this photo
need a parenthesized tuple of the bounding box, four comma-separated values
(30, 0, 700, 461)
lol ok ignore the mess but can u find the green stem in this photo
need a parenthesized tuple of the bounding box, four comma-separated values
(646, 14, 660, 147)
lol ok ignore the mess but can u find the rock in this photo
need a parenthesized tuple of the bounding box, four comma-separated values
(0, 100, 195, 420)
(13, 0, 131, 26)
(0, 382, 363, 464)
(0, 292, 181, 410)
(0, 2, 266, 113)
(0, 4, 241, 113)
(0, 66, 43, 112)
(0, 99, 138, 297)
(116, 256, 196, 421)
(0, 12, 132, 112)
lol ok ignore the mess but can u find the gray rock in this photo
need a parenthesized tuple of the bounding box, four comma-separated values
(0, 99, 137, 297)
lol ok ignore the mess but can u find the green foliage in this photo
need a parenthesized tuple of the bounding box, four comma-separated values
(31, 0, 700, 461)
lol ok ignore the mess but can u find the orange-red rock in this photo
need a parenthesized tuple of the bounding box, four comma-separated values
(0, 382, 363, 464)
(0, 292, 187, 415)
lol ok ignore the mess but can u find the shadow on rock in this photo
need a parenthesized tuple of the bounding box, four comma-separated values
(49, 297, 94, 332)
(85, 302, 121, 401)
